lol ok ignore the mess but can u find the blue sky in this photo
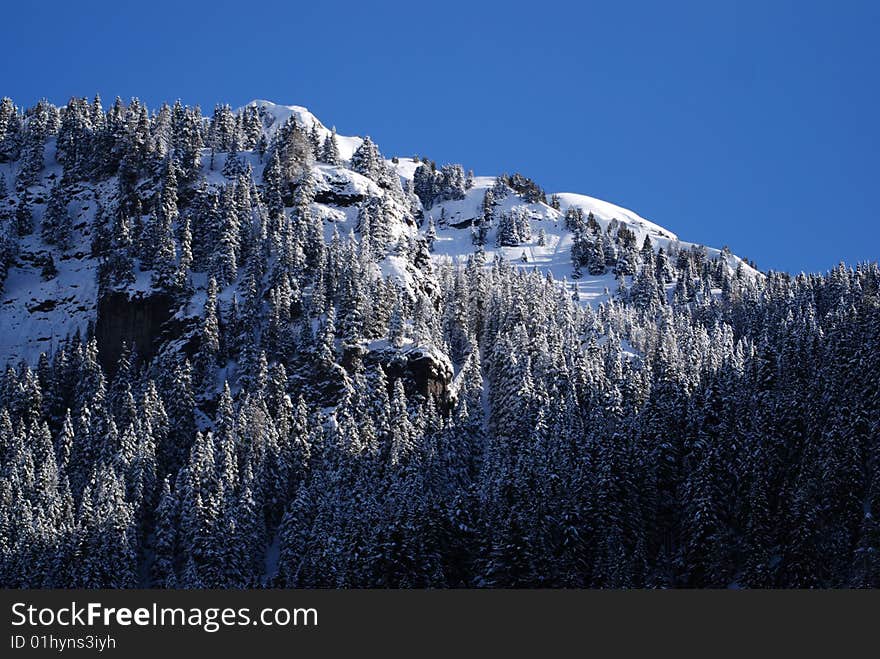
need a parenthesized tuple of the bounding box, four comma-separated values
(3, 0, 878, 272)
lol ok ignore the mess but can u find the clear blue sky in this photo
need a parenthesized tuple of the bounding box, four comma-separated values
(3, 0, 878, 272)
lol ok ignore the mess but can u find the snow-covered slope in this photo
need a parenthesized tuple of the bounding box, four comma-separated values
(247, 100, 755, 290)
(0, 142, 102, 363)
(554, 193, 676, 242)
(387, 156, 755, 305)
(244, 100, 363, 161)
(0, 99, 756, 365)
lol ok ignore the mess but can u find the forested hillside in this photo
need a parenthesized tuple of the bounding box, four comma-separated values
(0, 96, 878, 588)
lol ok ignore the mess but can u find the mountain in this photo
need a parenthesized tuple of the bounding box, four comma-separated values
(0, 95, 877, 590)
(0, 99, 753, 365)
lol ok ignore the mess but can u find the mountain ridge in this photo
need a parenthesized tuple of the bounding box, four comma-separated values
(0, 97, 755, 364)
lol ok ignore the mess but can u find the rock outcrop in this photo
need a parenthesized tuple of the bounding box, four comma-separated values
(95, 290, 177, 374)
(364, 343, 454, 407)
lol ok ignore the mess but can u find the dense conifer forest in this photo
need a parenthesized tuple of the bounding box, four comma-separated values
(0, 96, 878, 588)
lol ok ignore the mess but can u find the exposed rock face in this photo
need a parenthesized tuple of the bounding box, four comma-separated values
(364, 344, 455, 406)
(95, 290, 176, 374)
(314, 189, 365, 207)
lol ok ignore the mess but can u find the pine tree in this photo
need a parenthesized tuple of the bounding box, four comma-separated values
(151, 476, 178, 587)
(321, 128, 341, 165)
(196, 277, 222, 391)
(14, 195, 33, 237)
(425, 217, 437, 252)
(103, 210, 135, 288)
(212, 186, 240, 286)
(42, 183, 72, 249)
(350, 136, 385, 183)
(174, 215, 194, 297)
(17, 99, 50, 189)
(275, 116, 313, 182)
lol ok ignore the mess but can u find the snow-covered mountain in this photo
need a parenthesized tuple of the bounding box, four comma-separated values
(3, 96, 878, 591)
(251, 102, 755, 301)
(0, 98, 754, 366)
